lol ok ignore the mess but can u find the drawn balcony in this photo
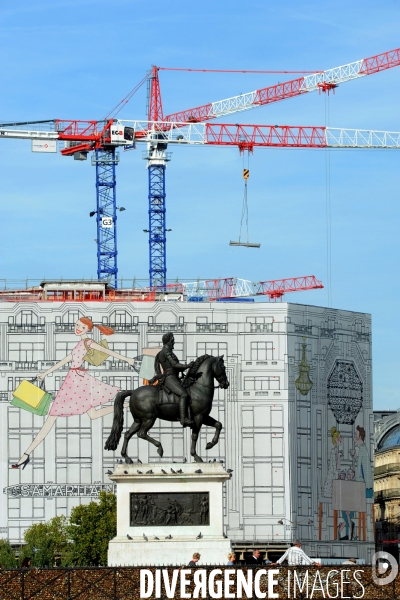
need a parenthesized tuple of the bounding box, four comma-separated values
(8, 324, 45, 334)
(15, 361, 39, 371)
(147, 323, 185, 333)
(107, 323, 138, 333)
(196, 323, 227, 333)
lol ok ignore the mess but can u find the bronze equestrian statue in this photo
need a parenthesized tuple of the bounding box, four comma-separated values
(151, 333, 194, 427)
(104, 336, 229, 463)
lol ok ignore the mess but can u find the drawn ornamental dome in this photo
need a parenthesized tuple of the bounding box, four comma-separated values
(378, 425, 400, 450)
(327, 361, 363, 424)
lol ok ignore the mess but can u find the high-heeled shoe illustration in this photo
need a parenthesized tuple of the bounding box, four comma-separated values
(11, 454, 30, 470)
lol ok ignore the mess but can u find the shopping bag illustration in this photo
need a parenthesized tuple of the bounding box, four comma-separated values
(11, 392, 52, 416)
(83, 339, 109, 366)
(12, 379, 47, 409)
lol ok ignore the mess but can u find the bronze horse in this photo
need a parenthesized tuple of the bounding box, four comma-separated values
(104, 355, 229, 463)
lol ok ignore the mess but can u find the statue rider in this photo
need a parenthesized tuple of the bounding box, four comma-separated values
(157, 332, 194, 428)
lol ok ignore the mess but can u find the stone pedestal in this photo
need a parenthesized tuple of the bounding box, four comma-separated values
(108, 462, 231, 566)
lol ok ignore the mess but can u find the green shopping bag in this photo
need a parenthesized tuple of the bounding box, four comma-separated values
(11, 387, 52, 416)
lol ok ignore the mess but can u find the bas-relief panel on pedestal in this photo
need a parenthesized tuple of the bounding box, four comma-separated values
(130, 492, 210, 526)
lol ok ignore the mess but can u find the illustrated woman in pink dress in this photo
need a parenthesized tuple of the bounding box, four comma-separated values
(12, 317, 134, 469)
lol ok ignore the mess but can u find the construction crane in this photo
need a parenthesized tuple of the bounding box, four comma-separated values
(166, 275, 324, 301)
(0, 275, 322, 302)
(163, 47, 400, 122)
(1, 47, 400, 289)
(1, 119, 400, 289)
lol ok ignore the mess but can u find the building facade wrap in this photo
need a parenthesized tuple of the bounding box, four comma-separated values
(0, 300, 373, 561)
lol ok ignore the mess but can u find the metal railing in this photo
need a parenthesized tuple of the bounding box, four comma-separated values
(0, 565, 392, 599)
(8, 324, 45, 333)
(196, 323, 227, 333)
(147, 324, 185, 333)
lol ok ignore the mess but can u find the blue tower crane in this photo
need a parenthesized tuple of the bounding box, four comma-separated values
(145, 66, 172, 291)
(91, 147, 120, 288)
(144, 138, 171, 290)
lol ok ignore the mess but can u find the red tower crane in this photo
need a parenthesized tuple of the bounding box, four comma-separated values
(1, 47, 400, 291)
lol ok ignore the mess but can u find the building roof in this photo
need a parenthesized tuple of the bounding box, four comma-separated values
(378, 424, 400, 450)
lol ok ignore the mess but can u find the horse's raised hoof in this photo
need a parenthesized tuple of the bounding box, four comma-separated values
(205, 442, 214, 450)
(157, 446, 164, 457)
(193, 455, 204, 463)
(124, 457, 133, 464)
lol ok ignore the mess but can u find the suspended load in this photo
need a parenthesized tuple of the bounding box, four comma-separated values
(230, 165, 260, 248)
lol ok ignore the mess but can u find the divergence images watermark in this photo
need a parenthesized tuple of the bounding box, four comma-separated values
(140, 568, 367, 598)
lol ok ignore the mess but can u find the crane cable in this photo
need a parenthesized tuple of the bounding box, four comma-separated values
(103, 74, 148, 121)
(325, 93, 332, 308)
(238, 151, 251, 244)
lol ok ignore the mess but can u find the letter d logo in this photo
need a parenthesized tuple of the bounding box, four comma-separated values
(372, 552, 398, 586)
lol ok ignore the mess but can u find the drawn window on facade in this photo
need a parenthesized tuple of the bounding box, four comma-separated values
(108, 375, 138, 389)
(54, 376, 67, 392)
(250, 341, 273, 361)
(172, 342, 183, 355)
(272, 464, 284, 487)
(256, 463, 273, 487)
(108, 310, 138, 331)
(111, 310, 131, 325)
(107, 342, 138, 358)
(246, 317, 273, 332)
(8, 377, 25, 391)
(243, 433, 277, 458)
(64, 310, 81, 324)
(148, 424, 186, 460)
(55, 341, 76, 360)
(255, 492, 273, 515)
(9, 311, 44, 332)
(63, 310, 81, 324)
(272, 492, 285, 515)
(17, 310, 38, 325)
(9, 342, 45, 362)
(197, 342, 228, 356)
(354, 319, 363, 332)
(244, 376, 280, 391)
(56, 431, 92, 460)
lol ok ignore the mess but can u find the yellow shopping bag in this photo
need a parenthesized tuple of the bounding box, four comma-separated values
(13, 379, 46, 409)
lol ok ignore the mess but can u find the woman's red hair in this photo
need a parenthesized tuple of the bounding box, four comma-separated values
(79, 317, 114, 336)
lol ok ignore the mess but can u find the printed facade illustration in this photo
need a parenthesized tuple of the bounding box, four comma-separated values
(0, 299, 374, 561)
(295, 338, 313, 395)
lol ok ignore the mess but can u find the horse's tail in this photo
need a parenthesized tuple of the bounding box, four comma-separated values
(104, 390, 131, 451)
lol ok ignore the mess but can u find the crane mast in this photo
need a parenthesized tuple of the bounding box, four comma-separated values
(92, 148, 119, 286)
(146, 67, 170, 290)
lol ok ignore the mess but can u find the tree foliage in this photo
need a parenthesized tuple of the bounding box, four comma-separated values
(0, 539, 17, 568)
(20, 515, 70, 567)
(66, 491, 116, 566)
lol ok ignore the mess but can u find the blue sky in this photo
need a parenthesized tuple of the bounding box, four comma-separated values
(1, 0, 399, 409)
